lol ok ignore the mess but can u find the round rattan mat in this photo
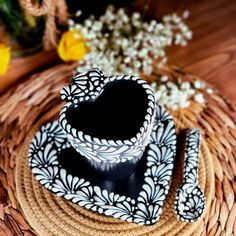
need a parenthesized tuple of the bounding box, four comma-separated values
(15, 103, 214, 236)
(0, 64, 235, 236)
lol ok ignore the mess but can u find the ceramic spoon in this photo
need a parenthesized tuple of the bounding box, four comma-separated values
(175, 128, 205, 222)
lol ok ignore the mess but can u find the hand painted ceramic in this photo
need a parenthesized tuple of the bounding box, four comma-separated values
(175, 129, 205, 222)
(28, 104, 177, 225)
(59, 68, 156, 179)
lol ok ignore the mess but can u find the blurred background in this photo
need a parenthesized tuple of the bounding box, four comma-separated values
(0, 0, 235, 105)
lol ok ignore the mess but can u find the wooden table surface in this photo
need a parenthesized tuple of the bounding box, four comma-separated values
(168, 0, 236, 106)
(0, 0, 236, 106)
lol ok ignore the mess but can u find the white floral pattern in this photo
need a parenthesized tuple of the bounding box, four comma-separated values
(174, 128, 205, 222)
(29, 104, 176, 225)
(175, 184, 205, 222)
(32, 166, 58, 189)
(30, 143, 58, 168)
(42, 120, 68, 147)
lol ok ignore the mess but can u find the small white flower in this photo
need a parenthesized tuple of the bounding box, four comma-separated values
(132, 12, 141, 20)
(163, 15, 172, 22)
(183, 10, 190, 19)
(194, 93, 205, 103)
(122, 39, 129, 48)
(185, 31, 193, 40)
(93, 22, 103, 31)
(134, 61, 141, 68)
(194, 80, 202, 89)
(206, 88, 213, 94)
(188, 89, 195, 95)
(181, 82, 191, 90)
(160, 75, 168, 82)
(75, 10, 82, 17)
(68, 19, 75, 26)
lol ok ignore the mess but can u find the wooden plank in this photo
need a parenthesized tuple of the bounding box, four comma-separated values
(167, 0, 236, 105)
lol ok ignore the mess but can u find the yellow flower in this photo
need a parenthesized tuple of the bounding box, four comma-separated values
(57, 30, 89, 61)
(0, 44, 10, 75)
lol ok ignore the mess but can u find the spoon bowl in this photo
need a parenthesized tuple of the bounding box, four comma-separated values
(174, 128, 205, 222)
(175, 183, 205, 222)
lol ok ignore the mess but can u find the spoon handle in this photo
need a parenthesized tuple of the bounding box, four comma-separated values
(183, 128, 201, 184)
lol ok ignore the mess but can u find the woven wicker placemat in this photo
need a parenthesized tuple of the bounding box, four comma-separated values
(15, 103, 214, 236)
(0, 64, 235, 236)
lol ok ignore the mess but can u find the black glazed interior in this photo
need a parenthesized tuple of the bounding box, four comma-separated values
(66, 80, 149, 140)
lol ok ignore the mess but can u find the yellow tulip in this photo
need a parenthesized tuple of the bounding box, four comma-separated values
(0, 44, 10, 75)
(57, 30, 89, 61)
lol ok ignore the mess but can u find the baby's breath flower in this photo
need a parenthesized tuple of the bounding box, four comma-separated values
(183, 10, 190, 19)
(160, 75, 168, 82)
(151, 77, 210, 109)
(66, 6, 210, 109)
(206, 88, 213, 94)
(68, 19, 74, 26)
(194, 93, 205, 103)
(75, 10, 82, 17)
(70, 6, 192, 76)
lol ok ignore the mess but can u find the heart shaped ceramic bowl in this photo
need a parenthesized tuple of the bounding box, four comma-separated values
(59, 69, 156, 180)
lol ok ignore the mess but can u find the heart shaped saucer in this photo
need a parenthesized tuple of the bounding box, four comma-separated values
(28, 104, 176, 225)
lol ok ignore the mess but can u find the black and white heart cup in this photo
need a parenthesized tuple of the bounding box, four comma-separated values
(59, 69, 156, 180)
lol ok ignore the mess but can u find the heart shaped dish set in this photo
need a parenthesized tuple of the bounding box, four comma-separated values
(28, 68, 205, 225)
